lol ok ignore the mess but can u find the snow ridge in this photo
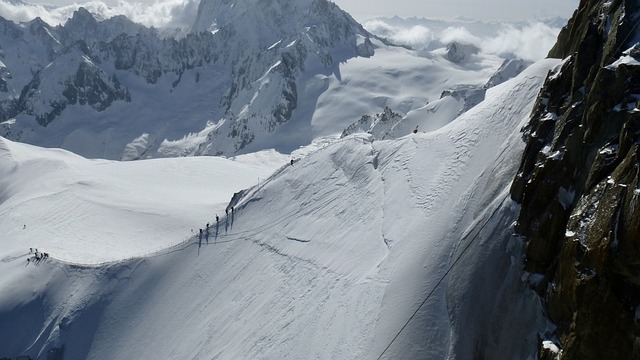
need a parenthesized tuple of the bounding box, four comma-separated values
(0, 58, 558, 359)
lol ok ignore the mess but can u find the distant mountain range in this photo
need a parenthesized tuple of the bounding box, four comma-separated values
(0, 0, 550, 159)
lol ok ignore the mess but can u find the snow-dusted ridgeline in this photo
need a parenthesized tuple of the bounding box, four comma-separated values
(0, 58, 559, 359)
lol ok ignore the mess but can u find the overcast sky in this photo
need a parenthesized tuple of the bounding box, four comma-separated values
(333, 0, 579, 21)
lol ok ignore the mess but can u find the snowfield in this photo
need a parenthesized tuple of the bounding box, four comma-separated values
(0, 59, 560, 359)
(0, 141, 285, 262)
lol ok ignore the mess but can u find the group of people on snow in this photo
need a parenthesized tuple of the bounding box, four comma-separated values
(194, 206, 236, 241)
(27, 248, 49, 264)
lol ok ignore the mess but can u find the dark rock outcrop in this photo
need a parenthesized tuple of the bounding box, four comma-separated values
(445, 41, 479, 63)
(511, 0, 640, 358)
(340, 106, 403, 139)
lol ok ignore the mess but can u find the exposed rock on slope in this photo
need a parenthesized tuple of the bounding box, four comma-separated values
(485, 58, 530, 88)
(510, 0, 640, 358)
(339, 106, 403, 139)
(445, 41, 480, 63)
(19, 46, 131, 126)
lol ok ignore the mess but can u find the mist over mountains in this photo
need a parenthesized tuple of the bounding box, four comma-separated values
(364, 16, 566, 61)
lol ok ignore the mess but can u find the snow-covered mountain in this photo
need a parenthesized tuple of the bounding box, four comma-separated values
(3, 0, 639, 357)
(0, 58, 558, 359)
(0, 0, 521, 160)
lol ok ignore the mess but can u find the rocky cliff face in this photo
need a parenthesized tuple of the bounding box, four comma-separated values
(510, 0, 640, 358)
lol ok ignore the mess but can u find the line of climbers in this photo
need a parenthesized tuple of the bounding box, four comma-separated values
(195, 206, 235, 240)
(24, 203, 243, 267)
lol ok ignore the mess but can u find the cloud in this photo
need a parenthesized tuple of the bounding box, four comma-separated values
(482, 22, 561, 61)
(439, 27, 482, 46)
(0, 0, 199, 28)
(363, 20, 437, 49)
(391, 26, 433, 48)
(110, 0, 199, 28)
(364, 18, 562, 61)
(0, 1, 62, 24)
(362, 19, 397, 36)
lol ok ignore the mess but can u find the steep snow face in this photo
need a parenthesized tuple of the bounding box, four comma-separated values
(485, 58, 531, 88)
(0, 59, 559, 359)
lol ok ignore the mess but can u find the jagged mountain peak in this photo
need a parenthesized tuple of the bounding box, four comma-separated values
(62, 7, 98, 38)
(25, 16, 54, 34)
(193, 0, 315, 33)
(191, 0, 366, 48)
(67, 7, 96, 24)
(61, 7, 151, 44)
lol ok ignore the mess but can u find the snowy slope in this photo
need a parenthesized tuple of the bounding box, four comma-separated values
(0, 59, 560, 359)
(0, 137, 284, 262)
